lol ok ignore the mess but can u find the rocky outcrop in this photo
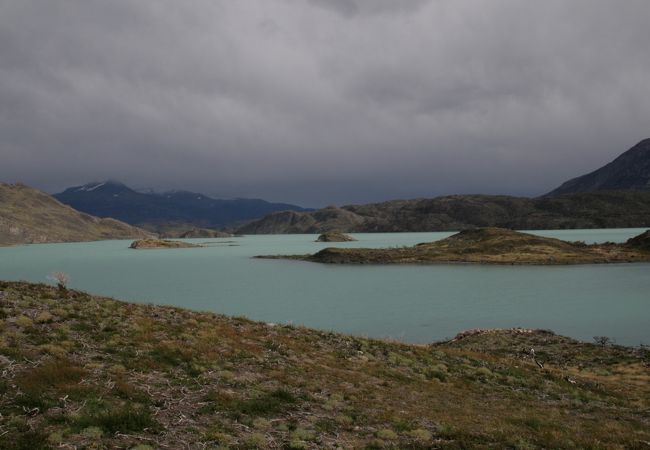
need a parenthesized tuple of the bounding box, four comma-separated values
(626, 229, 650, 251)
(316, 232, 357, 242)
(178, 229, 232, 238)
(129, 239, 203, 249)
(161, 228, 233, 239)
(238, 206, 364, 234)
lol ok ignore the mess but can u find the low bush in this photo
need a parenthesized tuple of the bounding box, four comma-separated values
(73, 404, 158, 434)
(15, 358, 86, 408)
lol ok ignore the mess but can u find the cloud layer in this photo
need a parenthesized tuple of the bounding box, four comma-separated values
(1, 0, 649, 206)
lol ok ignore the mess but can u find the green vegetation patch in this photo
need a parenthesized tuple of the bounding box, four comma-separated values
(202, 388, 298, 419)
(15, 358, 87, 409)
(72, 404, 159, 434)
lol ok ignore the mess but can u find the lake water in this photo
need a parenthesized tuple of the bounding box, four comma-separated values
(1, 229, 649, 346)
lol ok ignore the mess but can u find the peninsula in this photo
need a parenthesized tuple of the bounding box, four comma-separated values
(259, 228, 650, 265)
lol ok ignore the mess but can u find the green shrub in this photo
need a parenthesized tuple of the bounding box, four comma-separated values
(426, 363, 449, 382)
(112, 378, 152, 404)
(74, 405, 158, 434)
(16, 316, 33, 328)
(243, 432, 267, 448)
(376, 428, 398, 440)
(475, 367, 494, 379)
(15, 358, 86, 408)
(408, 428, 432, 441)
(0, 429, 50, 450)
(202, 388, 297, 418)
(234, 389, 296, 417)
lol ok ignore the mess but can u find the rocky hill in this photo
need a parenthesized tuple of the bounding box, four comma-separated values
(160, 228, 233, 239)
(0, 183, 149, 246)
(239, 206, 364, 234)
(54, 181, 309, 228)
(1, 280, 648, 448)
(238, 191, 650, 234)
(545, 138, 650, 196)
(262, 228, 650, 265)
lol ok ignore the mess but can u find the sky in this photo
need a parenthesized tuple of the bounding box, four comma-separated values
(1, 0, 649, 207)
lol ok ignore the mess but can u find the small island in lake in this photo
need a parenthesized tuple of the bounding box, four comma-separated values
(316, 231, 357, 242)
(259, 227, 650, 265)
(129, 238, 203, 249)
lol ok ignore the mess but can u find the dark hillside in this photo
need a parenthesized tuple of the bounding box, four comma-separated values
(545, 138, 650, 196)
(238, 191, 650, 234)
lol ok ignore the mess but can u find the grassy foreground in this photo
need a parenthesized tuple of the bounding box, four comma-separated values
(0, 281, 649, 449)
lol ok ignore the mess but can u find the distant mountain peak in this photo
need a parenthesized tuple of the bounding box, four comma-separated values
(76, 181, 106, 192)
(544, 139, 650, 197)
(69, 180, 129, 193)
(54, 181, 309, 227)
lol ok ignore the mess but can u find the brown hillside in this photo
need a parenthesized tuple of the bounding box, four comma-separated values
(0, 183, 150, 246)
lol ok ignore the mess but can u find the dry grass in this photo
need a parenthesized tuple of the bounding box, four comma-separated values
(0, 281, 648, 449)
(0, 183, 149, 246)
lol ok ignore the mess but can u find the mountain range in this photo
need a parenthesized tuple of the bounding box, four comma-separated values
(236, 191, 650, 234)
(3, 138, 649, 244)
(238, 139, 650, 234)
(53, 181, 310, 229)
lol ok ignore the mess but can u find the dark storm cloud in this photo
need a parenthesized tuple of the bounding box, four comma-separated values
(1, 0, 649, 206)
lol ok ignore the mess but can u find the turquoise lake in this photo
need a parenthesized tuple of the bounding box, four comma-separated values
(1, 229, 649, 345)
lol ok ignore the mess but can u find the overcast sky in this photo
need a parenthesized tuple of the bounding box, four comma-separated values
(1, 1, 649, 206)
